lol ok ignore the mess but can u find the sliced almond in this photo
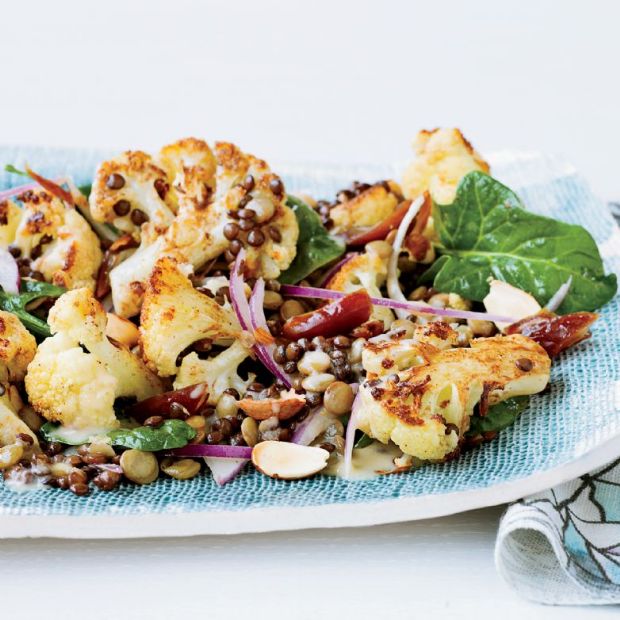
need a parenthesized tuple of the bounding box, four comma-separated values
(106, 312, 140, 347)
(237, 392, 305, 421)
(252, 441, 330, 480)
(483, 280, 541, 331)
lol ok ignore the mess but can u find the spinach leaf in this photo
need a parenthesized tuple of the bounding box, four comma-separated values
(0, 280, 66, 337)
(354, 432, 374, 449)
(41, 420, 196, 451)
(467, 396, 530, 436)
(108, 420, 196, 451)
(431, 172, 617, 313)
(4, 164, 28, 177)
(279, 195, 345, 284)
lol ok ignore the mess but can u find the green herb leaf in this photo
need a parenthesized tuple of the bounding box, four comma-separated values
(279, 196, 345, 284)
(4, 164, 28, 177)
(77, 183, 92, 198)
(108, 420, 196, 451)
(431, 172, 617, 313)
(354, 432, 374, 449)
(42, 420, 196, 451)
(467, 396, 530, 436)
(0, 280, 66, 337)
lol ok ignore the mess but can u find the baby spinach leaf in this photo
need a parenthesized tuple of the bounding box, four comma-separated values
(107, 420, 196, 451)
(354, 432, 374, 449)
(0, 280, 66, 337)
(42, 420, 196, 451)
(4, 164, 28, 177)
(467, 396, 530, 436)
(279, 196, 345, 284)
(431, 172, 617, 313)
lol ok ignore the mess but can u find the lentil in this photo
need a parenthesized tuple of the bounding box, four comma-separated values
(113, 199, 131, 216)
(242, 174, 255, 191)
(130, 208, 149, 225)
(280, 299, 305, 320)
(516, 358, 534, 372)
(323, 381, 354, 415)
(120, 450, 159, 485)
(247, 228, 265, 246)
(240, 417, 259, 447)
(161, 458, 201, 480)
(268, 226, 282, 242)
(106, 173, 125, 189)
(93, 470, 121, 491)
(224, 222, 240, 240)
(263, 290, 283, 309)
(144, 415, 164, 427)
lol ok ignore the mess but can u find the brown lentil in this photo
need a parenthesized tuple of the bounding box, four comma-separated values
(238, 208, 256, 220)
(68, 469, 88, 486)
(242, 174, 255, 191)
(269, 178, 284, 196)
(130, 208, 149, 225)
(268, 226, 282, 242)
(106, 173, 125, 189)
(516, 358, 534, 372)
(285, 342, 303, 361)
(247, 229, 265, 246)
(239, 218, 254, 231)
(274, 344, 287, 364)
(154, 178, 169, 199)
(93, 470, 121, 491)
(69, 482, 89, 496)
(224, 222, 240, 240)
(113, 199, 131, 216)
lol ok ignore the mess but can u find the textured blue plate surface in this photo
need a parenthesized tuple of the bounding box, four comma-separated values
(0, 148, 618, 535)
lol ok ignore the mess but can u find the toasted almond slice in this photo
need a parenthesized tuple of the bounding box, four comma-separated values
(483, 280, 541, 331)
(237, 391, 305, 421)
(106, 312, 140, 347)
(252, 441, 330, 480)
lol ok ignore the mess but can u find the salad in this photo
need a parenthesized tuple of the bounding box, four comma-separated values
(0, 129, 615, 495)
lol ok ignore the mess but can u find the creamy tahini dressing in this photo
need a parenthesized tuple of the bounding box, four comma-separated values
(324, 441, 404, 479)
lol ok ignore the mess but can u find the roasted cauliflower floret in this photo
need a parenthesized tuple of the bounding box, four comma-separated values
(330, 181, 402, 232)
(4, 190, 103, 290)
(327, 251, 394, 327)
(89, 150, 176, 238)
(0, 397, 37, 447)
(357, 334, 550, 461)
(0, 199, 22, 247)
(175, 340, 254, 406)
(25, 332, 118, 430)
(0, 311, 37, 384)
(140, 256, 241, 377)
(25, 288, 162, 430)
(402, 128, 490, 204)
(103, 139, 298, 317)
(362, 322, 459, 376)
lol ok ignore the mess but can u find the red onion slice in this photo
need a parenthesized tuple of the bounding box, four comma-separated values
(279, 284, 517, 324)
(204, 458, 250, 485)
(168, 444, 253, 459)
(249, 279, 293, 388)
(343, 393, 361, 478)
(168, 444, 252, 485)
(230, 249, 252, 330)
(0, 248, 20, 294)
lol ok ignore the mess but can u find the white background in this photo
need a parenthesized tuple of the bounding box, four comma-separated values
(1, 1, 619, 617)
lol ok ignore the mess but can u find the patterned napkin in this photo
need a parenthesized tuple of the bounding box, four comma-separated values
(495, 200, 620, 606)
(496, 459, 620, 604)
